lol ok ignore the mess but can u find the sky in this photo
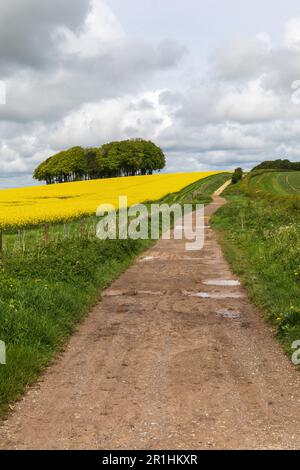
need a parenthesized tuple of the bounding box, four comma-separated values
(1, 0, 300, 188)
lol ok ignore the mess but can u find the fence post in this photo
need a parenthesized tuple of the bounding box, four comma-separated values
(63, 223, 67, 239)
(0, 228, 2, 254)
(18, 230, 21, 251)
(44, 224, 49, 246)
(80, 222, 85, 238)
(22, 229, 26, 254)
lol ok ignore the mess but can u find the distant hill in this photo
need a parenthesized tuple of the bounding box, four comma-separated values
(252, 159, 300, 171)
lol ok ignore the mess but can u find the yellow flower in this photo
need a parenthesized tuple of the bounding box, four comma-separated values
(0, 172, 220, 229)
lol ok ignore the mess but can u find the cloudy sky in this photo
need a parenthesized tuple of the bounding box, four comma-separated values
(1, 0, 300, 188)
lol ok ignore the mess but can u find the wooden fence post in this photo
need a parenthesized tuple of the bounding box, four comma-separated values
(21, 229, 26, 254)
(0, 228, 2, 254)
(80, 222, 85, 238)
(44, 224, 49, 246)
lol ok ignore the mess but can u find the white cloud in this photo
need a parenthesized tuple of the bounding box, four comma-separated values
(211, 35, 271, 81)
(56, 0, 125, 58)
(283, 17, 300, 50)
(215, 77, 281, 123)
(2, 3, 300, 186)
(49, 91, 172, 148)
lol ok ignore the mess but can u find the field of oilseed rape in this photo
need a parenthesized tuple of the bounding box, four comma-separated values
(0, 172, 219, 229)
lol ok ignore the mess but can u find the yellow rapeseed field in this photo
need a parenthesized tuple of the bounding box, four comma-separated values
(0, 172, 219, 229)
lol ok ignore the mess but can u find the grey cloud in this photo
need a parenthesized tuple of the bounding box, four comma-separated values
(212, 36, 300, 101)
(0, 0, 91, 69)
(2, 3, 300, 187)
(0, 39, 186, 123)
(130, 99, 155, 111)
(163, 150, 261, 174)
(211, 36, 270, 81)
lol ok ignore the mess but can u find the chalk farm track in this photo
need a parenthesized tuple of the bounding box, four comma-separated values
(0, 187, 300, 450)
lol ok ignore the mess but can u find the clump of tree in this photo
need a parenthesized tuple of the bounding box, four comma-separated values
(33, 139, 166, 184)
(232, 167, 243, 184)
(252, 159, 300, 171)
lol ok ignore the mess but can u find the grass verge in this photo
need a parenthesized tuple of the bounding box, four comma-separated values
(0, 237, 153, 416)
(211, 184, 300, 356)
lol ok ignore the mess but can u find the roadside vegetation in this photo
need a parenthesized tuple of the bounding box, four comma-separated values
(212, 171, 300, 354)
(162, 172, 230, 205)
(0, 172, 229, 417)
(231, 167, 243, 185)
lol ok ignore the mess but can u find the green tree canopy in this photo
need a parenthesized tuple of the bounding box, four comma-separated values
(33, 140, 166, 184)
(252, 159, 300, 171)
(232, 167, 243, 184)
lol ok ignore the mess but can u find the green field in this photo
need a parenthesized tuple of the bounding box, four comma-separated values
(248, 171, 300, 196)
(162, 172, 230, 204)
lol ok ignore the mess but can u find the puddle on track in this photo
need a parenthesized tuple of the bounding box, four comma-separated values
(104, 289, 164, 297)
(182, 291, 245, 299)
(140, 255, 205, 261)
(203, 279, 240, 287)
(217, 309, 241, 319)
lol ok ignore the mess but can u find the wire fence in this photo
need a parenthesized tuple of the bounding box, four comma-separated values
(0, 217, 100, 256)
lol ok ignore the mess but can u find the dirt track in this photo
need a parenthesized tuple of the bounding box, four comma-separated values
(1, 187, 300, 450)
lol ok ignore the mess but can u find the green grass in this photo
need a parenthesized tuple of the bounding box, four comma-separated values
(0, 173, 229, 416)
(248, 171, 300, 196)
(162, 172, 230, 205)
(0, 237, 152, 414)
(211, 183, 300, 356)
